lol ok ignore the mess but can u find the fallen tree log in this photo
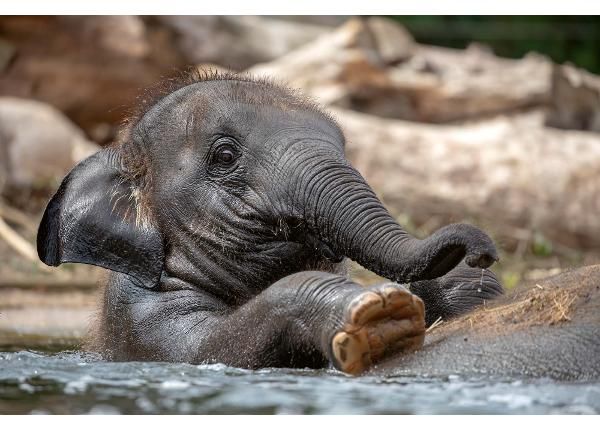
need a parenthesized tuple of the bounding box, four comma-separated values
(331, 107, 600, 250)
(158, 16, 331, 71)
(546, 63, 600, 133)
(248, 18, 552, 123)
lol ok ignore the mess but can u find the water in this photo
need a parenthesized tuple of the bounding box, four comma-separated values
(1, 350, 599, 414)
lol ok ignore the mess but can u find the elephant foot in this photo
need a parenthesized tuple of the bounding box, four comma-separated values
(331, 284, 426, 375)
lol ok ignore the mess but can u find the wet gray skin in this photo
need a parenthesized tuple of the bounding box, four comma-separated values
(38, 72, 503, 373)
(376, 264, 600, 382)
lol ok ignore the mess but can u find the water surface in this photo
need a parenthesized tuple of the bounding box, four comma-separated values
(1, 350, 598, 414)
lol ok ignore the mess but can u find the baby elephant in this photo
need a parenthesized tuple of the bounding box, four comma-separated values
(37, 73, 502, 375)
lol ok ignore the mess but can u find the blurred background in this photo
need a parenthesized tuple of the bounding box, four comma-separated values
(1, 15, 599, 349)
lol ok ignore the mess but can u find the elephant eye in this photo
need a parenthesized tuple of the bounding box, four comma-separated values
(218, 148, 234, 164)
(211, 144, 239, 167)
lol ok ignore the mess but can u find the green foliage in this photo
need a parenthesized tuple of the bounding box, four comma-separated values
(532, 231, 553, 257)
(501, 271, 521, 290)
(391, 16, 600, 73)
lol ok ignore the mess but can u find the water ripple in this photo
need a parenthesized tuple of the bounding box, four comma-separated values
(0, 350, 598, 414)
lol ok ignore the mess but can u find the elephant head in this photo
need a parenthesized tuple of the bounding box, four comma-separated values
(37, 73, 498, 306)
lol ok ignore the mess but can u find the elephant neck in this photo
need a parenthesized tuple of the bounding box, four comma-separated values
(162, 233, 341, 307)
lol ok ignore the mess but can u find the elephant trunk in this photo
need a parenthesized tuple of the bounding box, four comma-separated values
(295, 156, 497, 283)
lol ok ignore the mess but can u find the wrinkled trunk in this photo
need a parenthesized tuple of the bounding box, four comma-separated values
(296, 155, 497, 283)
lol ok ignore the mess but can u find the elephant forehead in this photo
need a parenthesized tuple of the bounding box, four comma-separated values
(182, 78, 318, 113)
(138, 77, 341, 140)
(141, 79, 293, 120)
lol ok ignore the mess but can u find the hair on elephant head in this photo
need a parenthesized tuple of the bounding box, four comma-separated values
(37, 71, 502, 371)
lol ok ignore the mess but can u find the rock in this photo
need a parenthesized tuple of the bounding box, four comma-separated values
(0, 97, 99, 194)
(0, 16, 186, 138)
(546, 63, 600, 132)
(60, 16, 150, 59)
(249, 19, 551, 122)
(159, 16, 330, 70)
(332, 106, 600, 250)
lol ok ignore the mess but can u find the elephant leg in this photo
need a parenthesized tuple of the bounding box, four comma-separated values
(408, 260, 504, 327)
(190, 271, 427, 374)
(100, 271, 426, 375)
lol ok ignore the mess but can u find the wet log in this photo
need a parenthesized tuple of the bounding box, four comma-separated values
(248, 18, 552, 123)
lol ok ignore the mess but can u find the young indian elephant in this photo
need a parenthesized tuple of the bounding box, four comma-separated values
(37, 73, 502, 375)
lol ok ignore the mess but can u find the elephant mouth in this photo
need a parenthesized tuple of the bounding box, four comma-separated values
(271, 219, 344, 263)
(303, 233, 345, 263)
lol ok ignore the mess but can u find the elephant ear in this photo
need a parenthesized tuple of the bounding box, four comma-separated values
(37, 148, 164, 289)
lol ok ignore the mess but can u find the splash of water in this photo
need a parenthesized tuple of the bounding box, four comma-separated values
(477, 268, 485, 293)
